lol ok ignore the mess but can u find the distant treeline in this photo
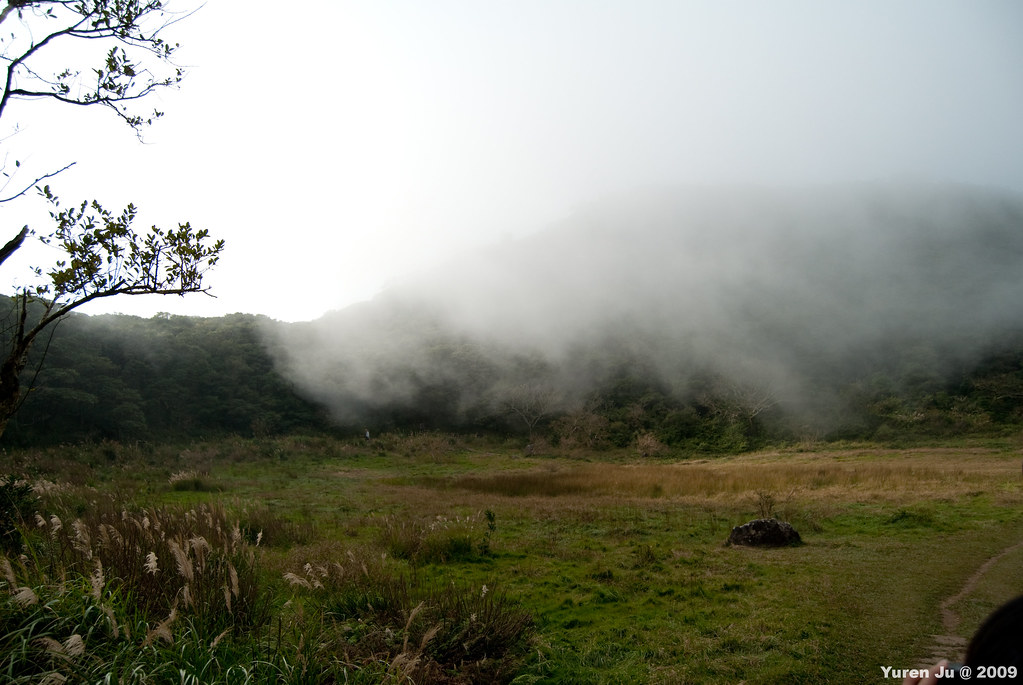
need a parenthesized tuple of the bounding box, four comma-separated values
(2, 299, 1022, 450)
(0, 301, 331, 446)
(560, 331, 1023, 451)
(286, 319, 1023, 451)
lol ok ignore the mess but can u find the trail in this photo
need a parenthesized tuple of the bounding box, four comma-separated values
(924, 538, 1023, 664)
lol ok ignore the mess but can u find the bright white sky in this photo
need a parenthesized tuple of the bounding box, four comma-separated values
(3, 1, 1022, 322)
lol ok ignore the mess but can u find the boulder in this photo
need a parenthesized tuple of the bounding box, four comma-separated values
(727, 518, 802, 547)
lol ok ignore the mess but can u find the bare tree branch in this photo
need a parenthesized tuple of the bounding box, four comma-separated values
(0, 161, 75, 203)
(0, 225, 26, 266)
(0, 1, 33, 28)
(0, 0, 187, 133)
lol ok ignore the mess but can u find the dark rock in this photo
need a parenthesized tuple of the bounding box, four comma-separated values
(727, 518, 802, 547)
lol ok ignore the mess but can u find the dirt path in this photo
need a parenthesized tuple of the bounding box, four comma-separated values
(924, 538, 1023, 664)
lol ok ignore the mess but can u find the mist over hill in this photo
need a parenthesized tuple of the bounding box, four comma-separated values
(267, 184, 1023, 444)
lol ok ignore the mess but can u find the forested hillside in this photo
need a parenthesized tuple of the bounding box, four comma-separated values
(1, 300, 1021, 450)
(269, 184, 1023, 450)
(0, 305, 330, 446)
(5, 185, 1023, 450)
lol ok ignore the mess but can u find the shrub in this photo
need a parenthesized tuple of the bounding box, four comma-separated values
(168, 470, 222, 492)
(284, 551, 533, 683)
(754, 490, 776, 519)
(635, 431, 667, 457)
(378, 511, 495, 565)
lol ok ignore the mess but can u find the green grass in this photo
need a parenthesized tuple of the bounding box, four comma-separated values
(2, 433, 1022, 683)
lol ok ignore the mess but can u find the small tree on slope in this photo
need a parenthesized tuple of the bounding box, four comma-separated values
(0, 0, 223, 437)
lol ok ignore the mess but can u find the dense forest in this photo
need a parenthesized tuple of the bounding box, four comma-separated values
(2, 299, 1022, 451)
(0, 304, 330, 446)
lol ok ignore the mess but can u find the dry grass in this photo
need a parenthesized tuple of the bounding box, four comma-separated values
(377, 510, 494, 564)
(278, 541, 533, 684)
(21, 501, 265, 633)
(441, 447, 1023, 504)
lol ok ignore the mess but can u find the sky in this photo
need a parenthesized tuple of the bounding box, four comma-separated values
(2, 0, 1023, 322)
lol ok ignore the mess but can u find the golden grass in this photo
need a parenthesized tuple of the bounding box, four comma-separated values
(444, 447, 1023, 504)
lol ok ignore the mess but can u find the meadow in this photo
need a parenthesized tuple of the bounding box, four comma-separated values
(2, 433, 1022, 683)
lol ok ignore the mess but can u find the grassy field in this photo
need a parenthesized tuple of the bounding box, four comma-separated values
(2, 434, 1022, 683)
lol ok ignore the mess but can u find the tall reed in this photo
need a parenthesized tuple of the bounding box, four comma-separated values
(21, 500, 266, 634)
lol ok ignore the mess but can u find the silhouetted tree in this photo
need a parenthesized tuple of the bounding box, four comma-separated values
(0, 1, 222, 436)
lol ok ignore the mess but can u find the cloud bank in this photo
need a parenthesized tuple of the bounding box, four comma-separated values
(267, 183, 1023, 431)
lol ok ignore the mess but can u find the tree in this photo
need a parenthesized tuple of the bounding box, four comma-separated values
(501, 382, 557, 442)
(0, 0, 223, 436)
(693, 372, 779, 448)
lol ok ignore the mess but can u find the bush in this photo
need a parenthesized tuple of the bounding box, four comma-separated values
(635, 432, 667, 457)
(378, 511, 495, 565)
(168, 470, 222, 492)
(284, 551, 533, 683)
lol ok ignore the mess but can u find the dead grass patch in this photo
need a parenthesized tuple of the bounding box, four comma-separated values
(434, 448, 1023, 505)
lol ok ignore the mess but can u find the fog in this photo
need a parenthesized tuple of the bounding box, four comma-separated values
(267, 183, 1023, 430)
(4, 2, 1020, 322)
